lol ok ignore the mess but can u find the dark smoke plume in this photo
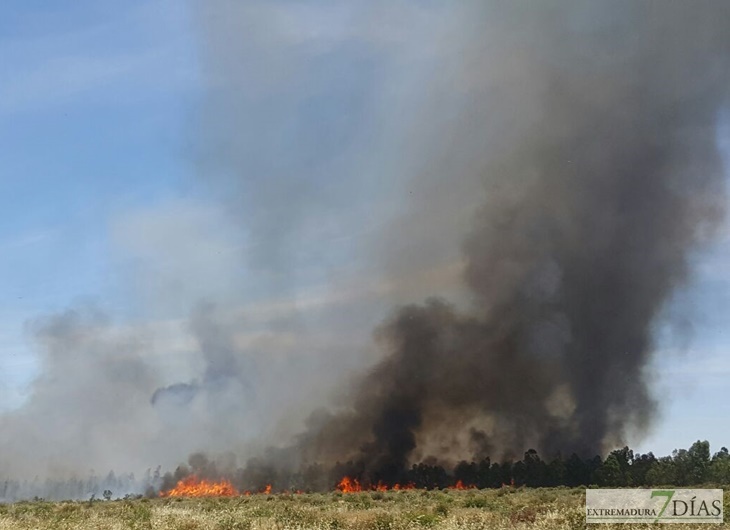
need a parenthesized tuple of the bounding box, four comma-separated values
(1, 1, 728, 497)
(279, 1, 730, 482)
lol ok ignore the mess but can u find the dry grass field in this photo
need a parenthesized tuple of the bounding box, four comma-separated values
(0, 487, 728, 530)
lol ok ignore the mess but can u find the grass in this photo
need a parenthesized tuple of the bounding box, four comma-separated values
(0, 487, 727, 529)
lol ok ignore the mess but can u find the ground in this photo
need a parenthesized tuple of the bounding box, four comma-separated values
(0, 487, 728, 529)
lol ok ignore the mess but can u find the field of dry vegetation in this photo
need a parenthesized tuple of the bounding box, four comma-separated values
(0, 487, 728, 530)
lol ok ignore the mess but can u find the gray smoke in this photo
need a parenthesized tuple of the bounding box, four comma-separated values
(0, 0, 728, 495)
(279, 1, 730, 479)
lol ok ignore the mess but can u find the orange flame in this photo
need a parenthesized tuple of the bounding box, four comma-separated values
(449, 480, 476, 490)
(372, 481, 388, 491)
(337, 476, 362, 493)
(263, 484, 272, 495)
(337, 477, 419, 492)
(160, 476, 239, 497)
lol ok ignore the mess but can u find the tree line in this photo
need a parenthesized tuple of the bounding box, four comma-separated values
(286, 440, 730, 491)
(200, 440, 730, 492)
(3, 440, 730, 501)
(408, 441, 730, 489)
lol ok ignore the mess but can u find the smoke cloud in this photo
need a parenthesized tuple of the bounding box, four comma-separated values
(265, 1, 730, 481)
(0, 0, 728, 496)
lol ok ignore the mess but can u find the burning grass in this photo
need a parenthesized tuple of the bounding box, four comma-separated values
(160, 476, 239, 498)
(336, 476, 418, 493)
(1, 488, 729, 529)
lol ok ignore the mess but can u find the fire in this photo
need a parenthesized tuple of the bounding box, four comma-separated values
(336, 477, 418, 492)
(449, 480, 476, 490)
(160, 476, 239, 497)
(263, 484, 272, 495)
(336, 476, 362, 493)
(335, 476, 483, 492)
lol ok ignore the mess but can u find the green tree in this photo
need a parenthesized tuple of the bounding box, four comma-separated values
(596, 454, 626, 487)
(630, 452, 656, 486)
(646, 456, 677, 486)
(709, 447, 730, 484)
(687, 440, 711, 484)
(608, 446, 634, 485)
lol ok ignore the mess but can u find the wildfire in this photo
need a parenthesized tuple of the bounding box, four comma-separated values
(160, 476, 239, 497)
(337, 476, 362, 493)
(163, 474, 482, 497)
(336, 477, 418, 493)
(449, 480, 476, 490)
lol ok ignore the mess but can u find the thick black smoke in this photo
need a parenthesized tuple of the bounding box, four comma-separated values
(283, 2, 730, 483)
(3, 0, 727, 497)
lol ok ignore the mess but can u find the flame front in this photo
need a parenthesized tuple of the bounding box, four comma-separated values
(336, 477, 418, 492)
(336, 476, 479, 492)
(162, 474, 485, 497)
(160, 475, 239, 497)
(336, 476, 362, 493)
(450, 480, 476, 490)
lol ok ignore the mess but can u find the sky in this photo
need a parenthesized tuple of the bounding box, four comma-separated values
(0, 0, 729, 475)
(0, 0, 199, 400)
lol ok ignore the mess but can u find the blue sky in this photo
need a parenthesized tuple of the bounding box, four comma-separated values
(0, 0, 199, 401)
(0, 0, 728, 469)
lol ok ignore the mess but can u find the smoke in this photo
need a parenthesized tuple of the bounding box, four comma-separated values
(0, 307, 160, 479)
(0, 0, 728, 494)
(269, 1, 730, 481)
